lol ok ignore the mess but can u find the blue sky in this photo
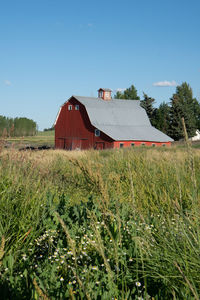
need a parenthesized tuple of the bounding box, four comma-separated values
(0, 0, 200, 130)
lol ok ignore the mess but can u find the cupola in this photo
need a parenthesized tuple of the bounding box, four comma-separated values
(98, 88, 112, 100)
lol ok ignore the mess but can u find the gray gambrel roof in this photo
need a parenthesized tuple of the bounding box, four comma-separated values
(56, 96, 174, 142)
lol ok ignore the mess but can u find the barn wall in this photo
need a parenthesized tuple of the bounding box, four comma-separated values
(113, 141, 171, 148)
(55, 97, 114, 150)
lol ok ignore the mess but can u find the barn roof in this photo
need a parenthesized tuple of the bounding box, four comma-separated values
(55, 96, 173, 142)
(74, 96, 150, 126)
(72, 96, 174, 142)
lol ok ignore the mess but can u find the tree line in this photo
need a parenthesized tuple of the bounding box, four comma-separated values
(0, 116, 37, 137)
(115, 82, 200, 141)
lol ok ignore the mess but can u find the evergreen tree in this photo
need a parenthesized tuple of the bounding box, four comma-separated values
(114, 91, 124, 99)
(192, 97, 200, 130)
(169, 82, 200, 140)
(114, 85, 140, 100)
(154, 102, 171, 135)
(140, 93, 156, 125)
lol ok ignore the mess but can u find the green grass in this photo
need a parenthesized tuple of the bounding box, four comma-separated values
(0, 147, 200, 299)
(36, 130, 55, 136)
(2, 130, 55, 148)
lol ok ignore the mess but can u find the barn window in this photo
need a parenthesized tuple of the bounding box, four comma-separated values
(152, 143, 156, 147)
(95, 129, 100, 137)
(120, 143, 124, 148)
(131, 143, 135, 147)
(162, 143, 166, 147)
(68, 105, 72, 111)
(75, 105, 79, 110)
(141, 143, 145, 146)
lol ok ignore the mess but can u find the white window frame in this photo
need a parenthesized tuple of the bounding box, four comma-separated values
(75, 105, 79, 110)
(68, 105, 72, 111)
(95, 129, 100, 137)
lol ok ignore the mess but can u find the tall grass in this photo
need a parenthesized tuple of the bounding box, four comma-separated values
(0, 147, 200, 299)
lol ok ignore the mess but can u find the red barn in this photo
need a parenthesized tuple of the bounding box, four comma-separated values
(54, 88, 173, 150)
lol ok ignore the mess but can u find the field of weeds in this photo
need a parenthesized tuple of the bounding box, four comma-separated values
(0, 147, 200, 299)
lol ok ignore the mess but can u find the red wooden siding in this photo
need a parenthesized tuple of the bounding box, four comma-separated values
(55, 97, 114, 150)
(113, 141, 171, 148)
(98, 89, 112, 100)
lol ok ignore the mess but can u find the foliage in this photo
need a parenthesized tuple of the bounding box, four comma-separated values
(0, 147, 200, 299)
(114, 82, 200, 140)
(0, 115, 37, 137)
(153, 102, 171, 135)
(169, 82, 200, 140)
(114, 85, 140, 100)
(43, 127, 54, 132)
(140, 93, 156, 126)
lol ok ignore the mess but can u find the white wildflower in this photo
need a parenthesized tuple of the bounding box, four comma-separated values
(136, 281, 141, 287)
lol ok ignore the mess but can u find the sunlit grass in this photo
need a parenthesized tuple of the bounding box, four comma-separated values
(0, 146, 200, 299)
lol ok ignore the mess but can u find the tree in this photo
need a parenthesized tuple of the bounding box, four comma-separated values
(192, 97, 200, 130)
(0, 115, 37, 137)
(169, 82, 200, 140)
(140, 93, 156, 126)
(114, 85, 140, 100)
(153, 102, 171, 135)
(44, 126, 54, 132)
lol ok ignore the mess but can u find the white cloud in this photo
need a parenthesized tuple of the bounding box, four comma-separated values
(116, 88, 126, 92)
(4, 80, 11, 86)
(87, 23, 93, 27)
(153, 80, 177, 87)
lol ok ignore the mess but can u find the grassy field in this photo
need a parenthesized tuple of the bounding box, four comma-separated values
(1, 130, 55, 149)
(0, 146, 200, 299)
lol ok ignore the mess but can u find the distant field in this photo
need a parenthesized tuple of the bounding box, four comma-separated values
(2, 130, 55, 148)
(37, 130, 55, 136)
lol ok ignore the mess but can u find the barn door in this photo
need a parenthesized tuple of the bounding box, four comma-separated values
(58, 138, 65, 149)
(95, 142, 104, 150)
(72, 139, 81, 150)
(64, 139, 72, 150)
